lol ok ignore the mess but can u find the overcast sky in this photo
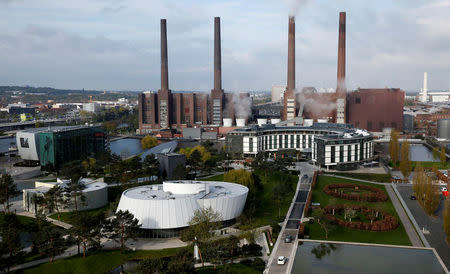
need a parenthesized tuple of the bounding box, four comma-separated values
(0, 0, 449, 92)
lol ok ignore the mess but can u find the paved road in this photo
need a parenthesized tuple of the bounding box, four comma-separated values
(397, 185, 450, 270)
(266, 162, 318, 274)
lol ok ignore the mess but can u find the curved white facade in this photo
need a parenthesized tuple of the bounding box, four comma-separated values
(116, 181, 248, 230)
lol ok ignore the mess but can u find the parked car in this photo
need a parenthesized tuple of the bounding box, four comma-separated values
(302, 174, 308, 179)
(284, 235, 293, 243)
(410, 195, 416, 200)
(277, 256, 287, 265)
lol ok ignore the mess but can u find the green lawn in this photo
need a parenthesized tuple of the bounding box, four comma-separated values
(201, 174, 225, 181)
(305, 175, 411, 246)
(196, 263, 261, 274)
(325, 172, 391, 182)
(411, 161, 449, 170)
(22, 248, 181, 274)
(0, 213, 36, 227)
(48, 206, 110, 224)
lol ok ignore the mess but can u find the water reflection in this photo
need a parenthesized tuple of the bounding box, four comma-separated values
(311, 243, 338, 260)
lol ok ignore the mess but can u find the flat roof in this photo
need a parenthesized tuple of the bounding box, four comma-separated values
(123, 181, 248, 201)
(18, 125, 102, 134)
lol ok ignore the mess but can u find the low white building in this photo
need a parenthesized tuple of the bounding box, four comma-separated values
(23, 178, 108, 213)
(116, 180, 248, 237)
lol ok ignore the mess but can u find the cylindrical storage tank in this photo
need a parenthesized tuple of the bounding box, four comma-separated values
(304, 119, 313, 126)
(317, 118, 328, 123)
(437, 119, 450, 139)
(257, 118, 268, 126)
(271, 118, 281, 124)
(236, 118, 246, 127)
(223, 118, 232, 127)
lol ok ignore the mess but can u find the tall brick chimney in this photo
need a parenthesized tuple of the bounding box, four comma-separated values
(158, 19, 171, 129)
(160, 19, 169, 91)
(336, 12, 347, 124)
(211, 17, 224, 125)
(283, 16, 296, 121)
(336, 12, 346, 94)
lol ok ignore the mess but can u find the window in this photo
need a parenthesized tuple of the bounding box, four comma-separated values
(355, 97, 361, 104)
(308, 135, 312, 148)
(285, 135, 289, 149)
(290, 135, 294, 148)
(367, 121, 372, 131)
(249, 138, 253, 152)
(20, 137, 29, 148)
(339, 146, 344, 163)
(347, 145, 351, 162)
(264, 136, 268, 150)
(274, 135, 277, 149)
(296, 135, 300, 148)
(331, 146, 335, 163)
(269, 135, 272, 149)
(279, 135, 283, 148)
(355, 144, 359, 161)
(391, 122, 397, 129)
(302, 135, 306, 148)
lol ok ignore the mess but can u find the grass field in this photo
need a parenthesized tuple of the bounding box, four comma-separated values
(411, 161, 449, 170)
(196, 263, 260, 274)
(48, 205, 110, 224)
(22, 248, 181, 274)
(305, 175, 411, 246)
(325, 172, 391, 182)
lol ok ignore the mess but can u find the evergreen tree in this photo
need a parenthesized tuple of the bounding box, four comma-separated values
(0, 174, 20, 213)
(104, 210, 141, 252)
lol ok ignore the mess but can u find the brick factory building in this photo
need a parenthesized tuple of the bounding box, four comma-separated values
(346, 88, 405, 132)
(138, 17, 248, 133)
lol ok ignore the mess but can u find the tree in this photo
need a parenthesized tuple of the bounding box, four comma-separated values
(0, 213, 24, 272)
(312, 208, 335, 239)
(81, 157, 97, 174)
(104, 210, 141, 252)
(44, 185, 64, 220)
(143, 154, 159, 177)
(328, 198, 338, 215)
(440, 147, 446, 167)
(272, 182, 287, 218)
(70, 212, 105, 257)
(223, 169, 254, 188)
(432, 147, 440, 160)
(0, 174, 20, 213)
(64, 179, 86, 213)
(172, 164, 187, 180)
(399, 140, 411, 179)
(443, 200, 450, 244)
(141, 135, 158, 149)
(32, 211, 67, 263)
(422, 176, 440, 215)
(181, 207, 222, 242)
(389, 130, 400, 167)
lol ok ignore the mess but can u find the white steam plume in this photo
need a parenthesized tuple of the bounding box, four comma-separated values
(232, 93, 252, 118)
(284, 0, 311, 16)
(295, 90, 337, 118)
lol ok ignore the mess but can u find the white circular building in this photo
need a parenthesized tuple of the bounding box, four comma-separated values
(116, 180, 248, 237)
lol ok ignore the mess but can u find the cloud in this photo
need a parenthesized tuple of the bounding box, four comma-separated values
(0, 0, 449, 92)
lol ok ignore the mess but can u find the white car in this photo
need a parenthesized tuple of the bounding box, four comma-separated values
(277, 256, 287, 265)
(441, 186, 447, 192)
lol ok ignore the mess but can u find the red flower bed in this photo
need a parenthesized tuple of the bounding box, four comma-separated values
(323, 183, 388, 202)
(324, 204, 398, 231)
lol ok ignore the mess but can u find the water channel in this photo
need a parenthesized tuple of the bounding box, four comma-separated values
(292, 241, 445, 273)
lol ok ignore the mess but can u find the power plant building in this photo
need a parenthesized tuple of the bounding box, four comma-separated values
(138, 17, 248, 133)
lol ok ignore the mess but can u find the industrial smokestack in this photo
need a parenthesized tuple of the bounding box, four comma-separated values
(422, 72, 428, 102)
(287, 16, 295, 93)
(283, 16, 296, 121)
(337, 12, 346, 94)
(214, 17, 222, 91)
(160, 19, 169, 91)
